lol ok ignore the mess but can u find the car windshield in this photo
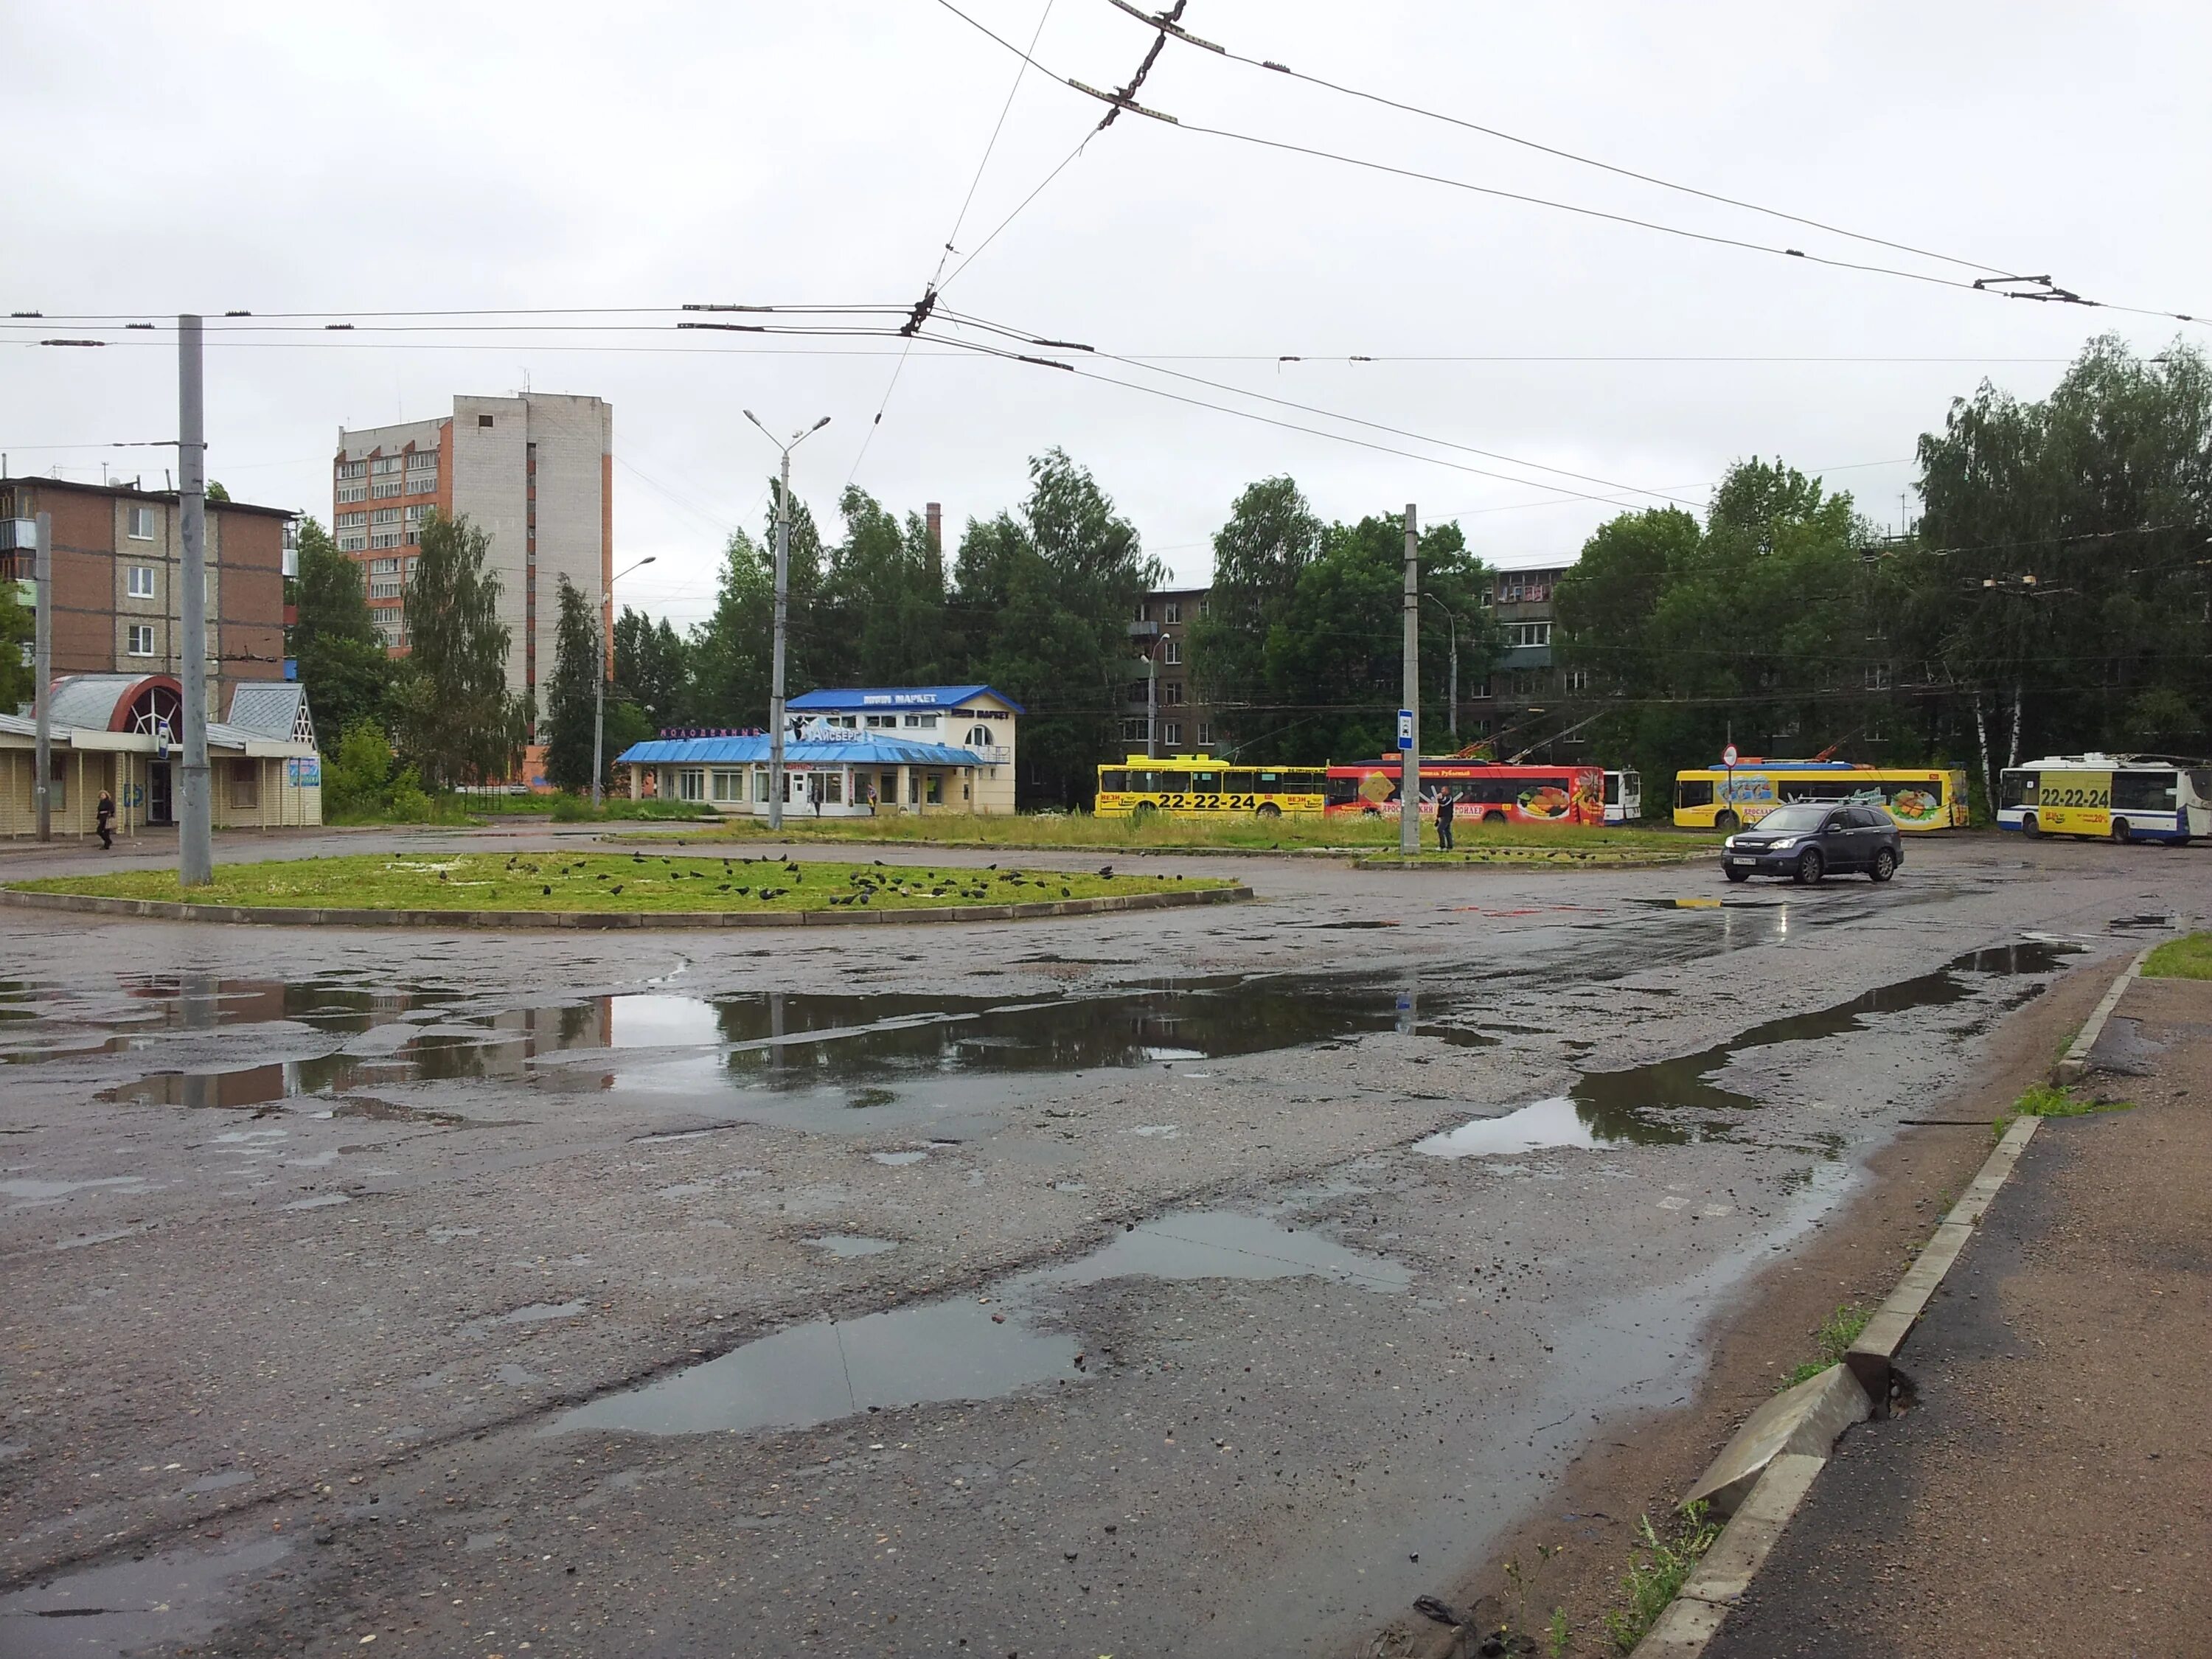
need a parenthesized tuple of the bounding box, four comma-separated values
(1754, 805, 1829, 834)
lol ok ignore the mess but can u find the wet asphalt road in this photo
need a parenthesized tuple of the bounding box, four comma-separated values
(0, 829, 2203, 1658)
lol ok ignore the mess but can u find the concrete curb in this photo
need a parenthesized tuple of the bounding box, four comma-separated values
(0, 883, 1251, 932)
(1628, 942, 2163, 1658)
(2053, 939, 2160, 1083)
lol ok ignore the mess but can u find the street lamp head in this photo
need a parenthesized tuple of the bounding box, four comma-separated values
(810, 415, 832, 431)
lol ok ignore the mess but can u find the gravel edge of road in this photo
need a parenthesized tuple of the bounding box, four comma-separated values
(1624, 939, 2166, 1658)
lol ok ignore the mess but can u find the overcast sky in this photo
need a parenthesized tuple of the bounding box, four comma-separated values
(7, 1, 2207, 625)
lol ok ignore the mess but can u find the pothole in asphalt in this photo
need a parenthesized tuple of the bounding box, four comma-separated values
(0, 1537, 290, 1658)
(804, 1235, 900, 1257)
(549, 1210, 1405, 1439)
(1418, 939, 2085, 1155)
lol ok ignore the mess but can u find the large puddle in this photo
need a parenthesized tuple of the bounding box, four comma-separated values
(1419, 939, 2081, 1157)
(553, 1209, 1407, 1437)
(0, 1537, 289, 1658)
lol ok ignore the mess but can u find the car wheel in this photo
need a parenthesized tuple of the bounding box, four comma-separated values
(1256, 802, 1281, 819)
(2021, 812, 2039, 839)
(1870, 847, 1896, 883)
(1714, 810, 1740, 832)
(1484, 810, 1507, 825)
(1132, 801, 1156, 821)
(1360, 806, 1380, 817)
(2111, 818, 2131, 845)
(1793, 847, 1825, 885)
(1724, 866, 1751, 883)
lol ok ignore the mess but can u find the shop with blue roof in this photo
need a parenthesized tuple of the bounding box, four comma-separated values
(614, 685, 1022, 816)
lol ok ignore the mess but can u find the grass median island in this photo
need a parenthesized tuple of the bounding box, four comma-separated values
(2143, 931, 2212, 980)
(10, 852, 1225, 915)
(658, 810, 1716, 857)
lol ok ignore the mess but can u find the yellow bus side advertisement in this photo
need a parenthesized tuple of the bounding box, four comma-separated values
(2037, 771, 2111, 835)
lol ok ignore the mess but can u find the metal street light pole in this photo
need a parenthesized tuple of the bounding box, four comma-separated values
(178, 314, 212, 886)
(593, 555, 656, 809)
(742, 411, 830, 832)
(1400, 505, 1421, 858)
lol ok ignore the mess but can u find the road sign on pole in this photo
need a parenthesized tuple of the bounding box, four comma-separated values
(1722, 743, 1739, 768)
(1397, 709, 1414, 751)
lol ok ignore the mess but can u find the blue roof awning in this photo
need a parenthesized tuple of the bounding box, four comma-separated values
(615, 735, 990, 768)
(785, 684, 1025, 714)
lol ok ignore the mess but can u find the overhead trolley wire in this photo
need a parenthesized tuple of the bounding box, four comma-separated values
(1102, 0, 2014, 278)
(929, 0, 2205, 325)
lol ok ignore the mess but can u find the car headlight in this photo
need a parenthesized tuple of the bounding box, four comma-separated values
(1722, 835, 1736, 849)
(1767, 836, 1798, 850)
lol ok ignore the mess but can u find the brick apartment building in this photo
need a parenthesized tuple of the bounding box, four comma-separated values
(0, 474, 293, 712)
(335, 393, 613, 730)
(1474, 560, 1587, 757)
(1124, 585, 1217, 756)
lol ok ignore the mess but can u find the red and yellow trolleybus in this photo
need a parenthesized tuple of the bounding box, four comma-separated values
(1324, 757, 1607, 825)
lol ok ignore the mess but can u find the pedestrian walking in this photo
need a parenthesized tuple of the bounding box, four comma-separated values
(1435, 786, 1455, 852)
(96, 789, 116, 851)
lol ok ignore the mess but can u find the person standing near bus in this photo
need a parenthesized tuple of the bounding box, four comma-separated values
(1435, 785, 1456, 852)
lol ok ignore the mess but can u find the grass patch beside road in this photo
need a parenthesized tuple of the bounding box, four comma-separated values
(1994, 1081, 2134, 1142)
(1601, 1505, 1722, 1654)
(10, 853, 1220, 915)
(666, 811, 1711, 856)
(2143, 931, 2212, 980)
(1775, 1302, 1872, 1391)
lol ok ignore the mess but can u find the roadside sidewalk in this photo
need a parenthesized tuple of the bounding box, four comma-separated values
(1703, 972, 2212, 1658)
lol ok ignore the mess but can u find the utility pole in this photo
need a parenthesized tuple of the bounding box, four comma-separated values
(178, 314, 212, 886)
(592, 556, 656, 809)
(1422, 593, 1460, 738)
(32, 512, 50, 841)
(743, 410, 830, 832)
(1400, 504, 1421, 857)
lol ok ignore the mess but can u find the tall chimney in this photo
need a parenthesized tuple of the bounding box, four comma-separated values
(925, 501, 942, 559)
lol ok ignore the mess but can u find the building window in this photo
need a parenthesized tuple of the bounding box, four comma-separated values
(1197, 721, 1214, 746)
(403, 503, 432, 523)
(372, 507, 401, 525)
(372, 479, 403, 498)
(1163, 722, 1182, 747)
(369, 557, 400, 574)
(127, 565, 156, 599)
(228, 762, 260, 810)
(712, 770, 744, 802)
(127, 624, 156, 656)
(1197, 597, 1211, 618)
(863, 713, 896, 728)
(369, 579, 402, 599)
(372, 456, 404, 475)
(127, 505, 156, 540)
(337, 511, 366, 529)
(1506, 622, 1551, 648)
(1163, 601, 1181, 624)
(676, 769, 705, 801)
(337, 533, 368, 552)
(337, 459, 367, 479)
(824, 773, 844, 804)
(1563, 668, 1590, 692)
(1161, 682, 1185, 706)
(1162, 639, 1182, 665)
(753, 770, 771, 803)
(902, 713, 939, 729)
(337, 482, 369, 504)
(1865, 664, 1892, 690)
(478, 414, 495, 428)
(370, 531, 403, 549)
(1119, 720, 1147, 743)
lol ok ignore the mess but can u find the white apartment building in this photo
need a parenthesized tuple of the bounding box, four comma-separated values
(334, 392, 613, 726)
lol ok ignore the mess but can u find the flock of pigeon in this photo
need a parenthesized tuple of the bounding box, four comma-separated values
(473, 851, 1178, 908)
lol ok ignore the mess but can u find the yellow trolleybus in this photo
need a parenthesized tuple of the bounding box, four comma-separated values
(1673, 759, 1968, 832)
(1094, 755, 1328, 818)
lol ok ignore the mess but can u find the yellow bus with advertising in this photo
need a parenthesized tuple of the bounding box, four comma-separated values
(1672, 759, 1968, 832)
(1998, 755, 2212, 844)
(1093, 754, 1328, 818)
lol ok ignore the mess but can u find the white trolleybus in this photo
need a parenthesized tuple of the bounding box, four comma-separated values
(1997, 754, 2212, 845)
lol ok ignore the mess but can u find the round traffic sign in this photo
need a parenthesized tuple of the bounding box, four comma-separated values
(1722, 744, 1739, 767)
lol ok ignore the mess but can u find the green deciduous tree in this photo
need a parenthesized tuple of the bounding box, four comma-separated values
(613, 606, 688, 731)
(394, 510, 528, 787)
(821, 486, 951, 686)
(289, 515, 391, 738)
(684, 526, 775, 728)
(950, 450, 1161, 805)
(1188, 476, 1324, 757)
(0, 582, 31, 715)
(540, 574, 601, 793)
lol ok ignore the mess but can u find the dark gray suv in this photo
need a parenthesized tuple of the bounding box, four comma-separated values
(1722, 802, 1902, 884)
